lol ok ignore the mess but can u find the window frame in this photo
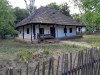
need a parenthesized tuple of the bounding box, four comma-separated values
(64, 28, 67, 33)
(27, 28, 30, 34)
(39, 28, 44, 34)
(69, 28, 72, 33)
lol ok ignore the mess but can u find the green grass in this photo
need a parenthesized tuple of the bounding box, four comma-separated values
(70, 34, 100, 46)
(0, 39, 85, 59)
(0, 39, 85, 53)
(0, 39, 85, 70)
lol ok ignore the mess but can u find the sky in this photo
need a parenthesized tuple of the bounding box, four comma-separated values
(8, 0, 80, 14)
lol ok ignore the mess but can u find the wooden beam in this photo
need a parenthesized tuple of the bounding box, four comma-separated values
(22, 27, 24, 39)
(39, 24, 40, 34)
(65, 26, 67, 36)
(33, 24, 36, 39)
(31, 24, 32, 42)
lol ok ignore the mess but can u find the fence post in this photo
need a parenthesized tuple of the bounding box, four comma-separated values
(48, 58, 52, 75)
(5, 68, 9, 75)
(26, 62, 28, 75)
(19, 69, 22, 75)
(9, 67, 13, 75)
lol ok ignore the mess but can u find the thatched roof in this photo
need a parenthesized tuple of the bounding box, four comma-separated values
(16, 7, 84, 27)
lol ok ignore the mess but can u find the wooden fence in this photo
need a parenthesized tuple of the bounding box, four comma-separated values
(5, 47, 100, 75)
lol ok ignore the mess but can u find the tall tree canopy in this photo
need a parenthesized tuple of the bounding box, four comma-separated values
(14, 7, 28, 24)
(82, 0, 100, 28)
(46, 2, 70, 16)
(0, 0, 17, 39)
(72, 0, 100, 33)
(72, 14, 81, 22)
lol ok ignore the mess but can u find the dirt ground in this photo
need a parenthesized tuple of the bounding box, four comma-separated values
(60, 41, 92, 48)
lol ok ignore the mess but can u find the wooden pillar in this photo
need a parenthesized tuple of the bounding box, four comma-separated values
(76, 26, 78, 35)
(65, 26, 67, 36)
(56, 25, 58, 38)
(23, 26, 24, 39)
(31, 24, 32, 42)
(81, 27, 83, 36)
(33, 25, 36, 39)
(39, 24, 40, 34)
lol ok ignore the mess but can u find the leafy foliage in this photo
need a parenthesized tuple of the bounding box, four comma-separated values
(18, 50, 32, 63)
(0, 0, 18, 39)
(59, 3, 70, 16)
(72, 0, 100, 33)
(72, 14, 81, 22)
(46, 2, 59, 11)
(14, 7, 29, 24)
(47, 2, 70, 16)
(43, 47, 50, 55)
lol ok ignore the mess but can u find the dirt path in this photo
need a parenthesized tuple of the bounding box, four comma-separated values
(60, 41, 92, 48)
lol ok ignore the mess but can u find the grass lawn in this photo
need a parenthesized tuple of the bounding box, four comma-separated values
(0, 39, 85, 64)
(0, 39, 86, 74)
(70, 34, 100, 46)
(0, 39, 85, 53)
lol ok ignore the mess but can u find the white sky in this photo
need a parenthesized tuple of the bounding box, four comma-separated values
(8, 0, 80, 14)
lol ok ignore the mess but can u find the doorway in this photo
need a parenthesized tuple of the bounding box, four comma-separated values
(50, 27, 55, 38)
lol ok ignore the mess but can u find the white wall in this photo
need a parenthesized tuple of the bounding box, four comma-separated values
(82, 27, 86, 33)
(56, 26, 77, 38)
(18, 25, 77, 40)
(18, 25, 34, 40)
(67, 26, 76, 36)
(56, 26, 65, 38)
(18, 27, 23, 38)
(35, 25, 53, 39)
(24, 25, 31, 39)
(77, 27, 86, 33)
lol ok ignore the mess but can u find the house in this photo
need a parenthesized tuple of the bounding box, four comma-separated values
(16, 7, 86, 42)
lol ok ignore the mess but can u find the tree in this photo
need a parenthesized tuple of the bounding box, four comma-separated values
(72, 0, 100, 33)
(46, 2, 70, 16)
(14, 7, 29, 24)
(72, 14, 81, 22)
(59, 2, 70, 16)
(82, 0, 100, 28)
(46, 2, 59, 11)
(0, 0, 17, 39)
(71, 0, 85, 14)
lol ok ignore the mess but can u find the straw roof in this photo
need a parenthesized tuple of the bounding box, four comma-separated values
(16, 7, 84, 27)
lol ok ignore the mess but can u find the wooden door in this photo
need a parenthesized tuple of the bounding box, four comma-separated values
(50, 27, 55, 38)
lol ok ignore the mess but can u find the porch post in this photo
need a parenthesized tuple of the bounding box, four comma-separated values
(39, 24, 40, 34)
(81, 27, 83, 36)
(53, 25, 55, 38)
(33, 24, 36, 39)
(76, 26, 78, 35)
(65, 26, 67, 36)
(31, 24, 32, 42)
(22, 26, 24, 39)
(56, 25, 58, 38)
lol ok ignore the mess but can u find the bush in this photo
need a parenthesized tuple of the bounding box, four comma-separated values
(43, 47, 50, 55)
(86, 26, 93, 34)
(18, 50, 32, 63)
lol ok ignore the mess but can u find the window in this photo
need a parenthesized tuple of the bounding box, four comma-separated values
(27, 28, 29, 34)
(69, 28, 72, 33)
(33, 25, 35, 34)
(64, 28, 67, 33)
(78, 28, 81, 32)
(39, 28, 44, 34)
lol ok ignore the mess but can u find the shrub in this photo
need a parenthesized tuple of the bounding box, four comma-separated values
(18, 50, 32, 63)
(43, 47, 50, 55)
